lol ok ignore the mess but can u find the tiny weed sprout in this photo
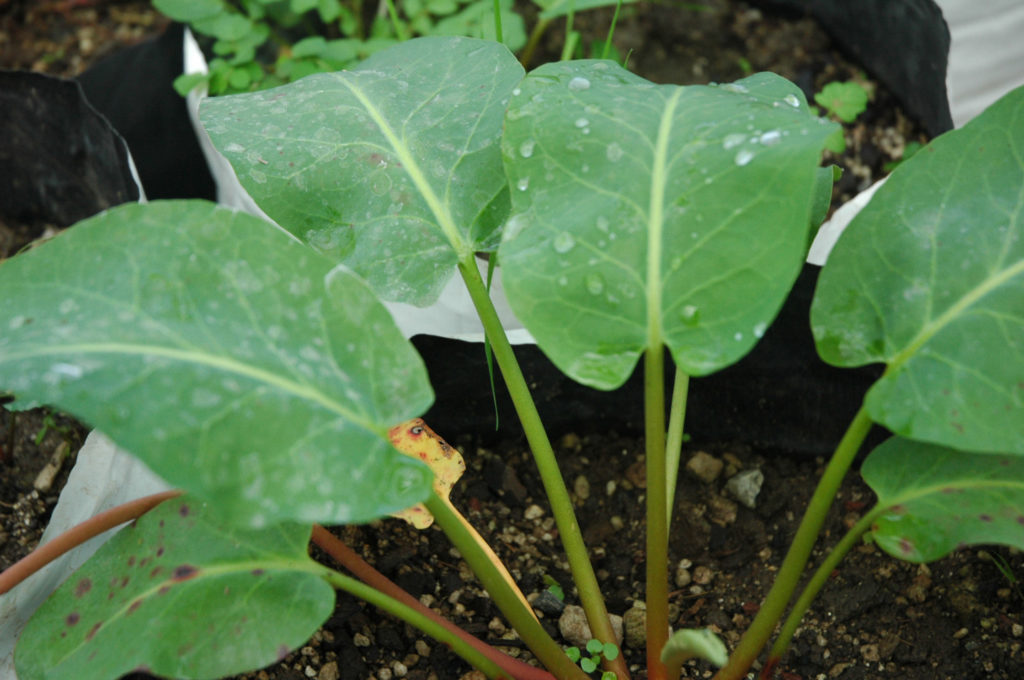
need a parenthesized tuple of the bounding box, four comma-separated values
(2, 30, 1023, 680)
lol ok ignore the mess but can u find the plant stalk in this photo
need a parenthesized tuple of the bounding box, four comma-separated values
(644, 347, 670, 680)
(763, 510, 880, 673)
(0, 490, 181, 595)
(664, 368, 689, 528)
(321, 565, 513, 680)
(425, 493, 589, 680)
(713, 406, 873, 680)
(312, 525, 555, 680)
(458, 259, 629, 680)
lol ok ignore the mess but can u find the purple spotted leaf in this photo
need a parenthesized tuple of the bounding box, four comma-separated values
(862, 437, 1024, 563)
(14, 496, 334, 680)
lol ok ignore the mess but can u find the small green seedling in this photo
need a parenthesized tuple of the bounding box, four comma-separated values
(543, 574, 566, 601)
(566, 638, 620, 676)
(814, 80, 869, 153)
(2, 32, 1022, 680)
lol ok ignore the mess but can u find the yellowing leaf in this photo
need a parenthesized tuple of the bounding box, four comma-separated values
(388, 418, 466, 528)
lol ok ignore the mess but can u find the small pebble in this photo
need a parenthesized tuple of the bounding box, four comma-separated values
(558, 604, 623, 647)
(318, 662, 340, 680)
(725, 468, 764, 508)
(573, 475, 591, 500)
(353, 633, 371, 647)
(415, 640, 432, 657)
(623, 602, 646, 649)
(675, 562, 692, 588)
(533, 589, 567, 617)
(524, 504, 545, 520)
(686, 451, 723, 483)
(693, 565, 714, 585)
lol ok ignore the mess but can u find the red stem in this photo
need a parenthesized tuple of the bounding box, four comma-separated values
(0, 490, 182, 595)
(311, 525, 556, 680)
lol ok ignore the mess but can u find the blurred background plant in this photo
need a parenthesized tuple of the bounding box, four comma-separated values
(157, 0, 634, 96)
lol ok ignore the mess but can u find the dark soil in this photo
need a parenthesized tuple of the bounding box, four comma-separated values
(2, 2, 1022, 680)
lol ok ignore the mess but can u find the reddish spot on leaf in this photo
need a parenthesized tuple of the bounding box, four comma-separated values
(276, 644, 290, 661)
(941, 487, 960, 494)
(119, 576, 130, 588)
(150, 566, 163, 579)
(66, 612, 80, 626)
(172, 564, 199, 581)
(1000, 459, 1011, 467)
(127, 599, 143, 615)
(890, 504, 906, 514)
(979, 514, 993, 522)
(252, 568, 265, 576)
(127, 556, 136, 567)
(951, 422, 964, 433)
(178, 504, 191, 517)
(1017, 516, 1024, 525)
(899, 537, 914, 555)
(157, 546, 165, 557)
(74, 578, 92, 597)
(158, 585, 172, 596)
(86, 621, 102, 641)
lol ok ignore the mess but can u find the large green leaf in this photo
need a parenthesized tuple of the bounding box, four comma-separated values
(201, 36, 525, 306)
(499, 62, 836, 388)
(862, 438, 1024, 563)
(811, 85, 1024, 454)
(534, 0, 636, 20)
(15, 496, 333, 680)
(0, 200, 433, 526)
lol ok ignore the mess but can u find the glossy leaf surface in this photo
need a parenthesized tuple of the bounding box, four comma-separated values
(0, 200, 434, 526)
(201, 36, 525, 306)
(862, 438, 1024, 562)
(16, 496, 333, 680)
(500, 62, 836, 388)
(812, 85, 1024, 454)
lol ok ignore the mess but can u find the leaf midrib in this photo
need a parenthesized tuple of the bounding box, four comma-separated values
(2, 342, 377, 433)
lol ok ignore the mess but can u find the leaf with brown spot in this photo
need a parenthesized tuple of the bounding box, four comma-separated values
(862, 438, 1024, 562)
(14, 496, 334, 680)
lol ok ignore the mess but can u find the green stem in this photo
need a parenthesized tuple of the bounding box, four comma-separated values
(311, 525, 555, 680)
(492, 0, 504, 44)
(560, 2, 576, 62)
(713, 406, 873, 680)
(424, 493, 588, 680)
(644, 347, 670, 680)
(321, 565, 513, 680)
(458, 259, 629, 680)
(664, 368, 689, 528)
(765, 509, 881, 667)
(519, 18, 551, 69)
(382, 0, 408, 40)
(600, 0, 624, 60)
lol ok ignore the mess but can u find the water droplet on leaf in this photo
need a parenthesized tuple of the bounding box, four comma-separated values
(784, 94, 801, 107)
(517, 177, 530, 191)
(680, 305, 700, 325)
(723, 133, 746, 150)
(575, 118, 589, 128)
(585, 273, 605, 295)
(553, 232, 575, 253)
(734, 149, 754, 166)
(519, 140, 536, 158)
(568, 76, 591, 91)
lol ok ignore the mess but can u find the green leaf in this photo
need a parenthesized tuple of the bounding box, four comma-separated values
(660, 628, 728, 667)
(602, 641, 619, 660)
(861, 438, 1024, 562)
(565, 646, 581, 662)
(585, 638, 604, 654)
(201, 37, 524, 306)
(536, 0, 636, 20)
(580, 656, 598, 673)
(173, 72, 209, 97)
(811, 85, 1024, 454)
(153, 0, 224, 22)
(0, 200, 434, 527)
(15, 496, 333, 680)
(814, 80, 868, 123)
(193, 12, 255, 41)
(500, 63, 837, 388)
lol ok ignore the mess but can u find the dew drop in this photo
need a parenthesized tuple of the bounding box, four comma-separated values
(558, 275, 568, 286)
(606, 143, 624, 162)
(758, 130, 782, 146)
(553, 232, 575, 253)
(753, 321, 768, 338)
(585, 273, 605, 295)
(723, 133, 746, 150)
(517, 177, 530, 191)
(512, 87, 522, 96)
(735, 149, 754, 166)
(574, 117, 589, 128)
(721, 82, 749, 94)
(568, 76, 591, 91)
(519, 139, 536, 158)
(680, 305, 700, 325)
(734, 332, 744, 341)
(596, 216, 610, 232)
(784, 93, 801, 107)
